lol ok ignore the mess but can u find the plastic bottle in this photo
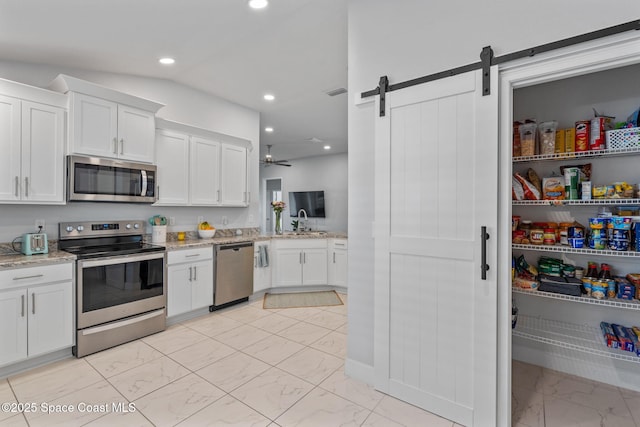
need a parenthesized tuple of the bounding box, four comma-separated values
(586, 262, 598, 278)
(599, 263, 612, 279)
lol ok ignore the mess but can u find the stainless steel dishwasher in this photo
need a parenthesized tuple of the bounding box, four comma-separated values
(211, 242, 254, 310)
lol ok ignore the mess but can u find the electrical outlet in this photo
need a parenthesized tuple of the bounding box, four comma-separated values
(197, 216, 204, 225)
(35, 219, 45, 229)
(169, 217, 175, 226)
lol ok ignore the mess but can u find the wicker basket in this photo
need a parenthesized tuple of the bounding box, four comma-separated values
(605, 127, 640, 149)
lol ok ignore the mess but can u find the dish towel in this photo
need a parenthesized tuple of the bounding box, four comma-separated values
(258, 245, 269, 268)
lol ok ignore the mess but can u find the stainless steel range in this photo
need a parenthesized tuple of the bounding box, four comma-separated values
(58, 220, 166, 357)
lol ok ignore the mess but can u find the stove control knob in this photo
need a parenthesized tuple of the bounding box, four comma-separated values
(133, 223, 140, 229)
(77, 225, 84, 232)
(126, 223, 132, 229)
(66, 226, 74, 233)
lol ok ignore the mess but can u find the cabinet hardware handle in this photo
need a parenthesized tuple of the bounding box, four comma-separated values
(333, 252, 336, 263)
(113, 137, 118, 154)
(193, 266, 197, 281)
(157, 186, 160, 198)
(481, 226, 490, 280)
(13, 274, 44, 281)
(120, 138, 124, 154)
(185, 254, 200, 258)
(15, 176, 19, 197)
(303, 252, 306, 264)
(217, 190, 220, 202)
(254, 256, 257, 268)
(25, 177, 29, 197)
(299, 252, 302, 264)
(32, 293, 35, 315)
(189, 266, 193, 282)
(21, 295, 25, 317)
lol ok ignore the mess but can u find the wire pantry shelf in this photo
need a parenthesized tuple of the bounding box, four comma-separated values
(512, 288, 640, 311)
(513, 315, 640, 363)
(513, 146, 640, 162)
(512, 243, 640, 258)
(512, 198, 640, 206)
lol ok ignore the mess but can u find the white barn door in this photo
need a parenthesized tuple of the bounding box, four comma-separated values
(374, 68, 498, 426)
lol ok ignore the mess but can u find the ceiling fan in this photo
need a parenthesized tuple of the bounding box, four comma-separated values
(260, 145, 291, 167)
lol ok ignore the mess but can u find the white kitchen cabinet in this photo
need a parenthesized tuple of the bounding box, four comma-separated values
(328, 239, 348, 287)
(272, 239, 328, 287)
(0, 263, 74, 367)
(167, 247, 214, 317)
(70, 92, 155, 163)
(0, 94, 65, 204)
(190, 137, 221, 206)
(155, 129, 190, 205)
(155, 119, 251, 207)
(220, 143, 248, 206)
(253, 241, 272, 293)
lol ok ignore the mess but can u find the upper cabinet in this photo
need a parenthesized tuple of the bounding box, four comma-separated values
(49, 74, 164, 164)
(0, 80, 66, 204)
(155, 119, 251, 207)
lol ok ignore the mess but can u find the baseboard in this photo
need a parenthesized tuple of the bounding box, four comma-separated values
(0, 348, 73, 380)
(344, 358, 375, 385)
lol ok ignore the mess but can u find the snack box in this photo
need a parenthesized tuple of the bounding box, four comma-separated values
(623, 327, 640, 356)
(612, 324, 635, 352)
(601, 322, 619, 349)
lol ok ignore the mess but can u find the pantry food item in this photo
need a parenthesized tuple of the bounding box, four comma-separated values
(513, 121, 522, 157)
(590, 116, 614, 150)
(514, 172, 541, 200)
(575, 120, 590, 151)
(601, 322, 619, 349)
(565, 128, 576, 153)
(581, 181, 592, 200)
(527, 168, 542, 194)
(555, 129, 566, 153)
(612, 324, 634, 352)
(519, 123, 537, 156)
(542, 176, 565, 200)
(564, 167, 579, 200)
(512, 176, 525, 200)
(530, 228, 544, 245)
(539, 121, 558, 155)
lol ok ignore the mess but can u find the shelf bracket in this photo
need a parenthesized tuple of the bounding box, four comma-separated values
(480, 46, 494, 96)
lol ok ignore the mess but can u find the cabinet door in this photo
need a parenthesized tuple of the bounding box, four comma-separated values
(155, 130, 189, 205)
(274, 249, 303, 287)
(117, 104, 155, 163)
(220, 144, 248, 206)
(302, 249, 328, 286)
(167, 264, 192, 317)
(190, 136, 220, 205)
(0, 289, 28, 366)
(27, 282, 73, 358)
(329, 249, 348, 287)
(21, 101, 65, 203)
(0, 95, 21, 201)
(70, 93, 118, 158)
(253, 243, 272, 293)
(191, 259, 214, 310)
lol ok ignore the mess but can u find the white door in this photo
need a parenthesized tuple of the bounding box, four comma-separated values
(0, 289, 28, 366)
(220, 144, 248, 206)
(27, 282, 73, 358)
(155, 129, 190, 205)
(374, 68, 498, 426)
(167, 264, 192, 317)
(117, 104, 155, 163)
(71, 93, 118, 158)
(191, 259, 214, 310)
(0, 95, 21, 201)
(21, 101, 65, 203)
(274, 249, 303, 287)
(302, 249, 328, 286)
(190, 136, 220, 206)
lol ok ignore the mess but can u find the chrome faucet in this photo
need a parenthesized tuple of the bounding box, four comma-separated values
(297, 209, 308, 231)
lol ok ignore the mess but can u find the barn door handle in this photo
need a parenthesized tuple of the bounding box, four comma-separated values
(481, 226, 490, 280)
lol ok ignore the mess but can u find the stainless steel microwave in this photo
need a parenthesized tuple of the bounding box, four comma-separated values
(67, 155, 157, 203)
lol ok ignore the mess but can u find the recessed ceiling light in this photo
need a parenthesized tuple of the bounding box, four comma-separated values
(323, 145, 331, 150)
(263, 94, 275, 101)
(248, 0, 268, 9)
(158, 57, 175, 65)
(265, 127, 274, 132)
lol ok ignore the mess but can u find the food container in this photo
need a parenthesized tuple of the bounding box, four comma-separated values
(152, 225, 167, 244)
(530, 228, 545, 245)
(519, 123, 538, 156)
(513, 122, 522, 157)
(590, 228, 606, 239)
(582, 277, 593, 295)
(589, 217, 606, 229)
(591, 280, 608, 299)
(574, 266, 584, 279)
(581, 181, 592, 200)
(564, 167, 579, 200)
(608, 239, 629, 251)
(589, 238, 606, 250)
(568, 225, 585, 239)
(512, 215, 521, 231)
(609, 216, 632, 230)
(562, 265, 576, 278)
(568, 237, 584, 248)
(539, 121, 558, 155)
(543, 228, 556, 245)
(590, 117, 613, 150)
(519, 220, 532, 236)
(575, 120, 590, 152)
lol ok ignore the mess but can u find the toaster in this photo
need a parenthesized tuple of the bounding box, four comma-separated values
(22, 233, 49, 255)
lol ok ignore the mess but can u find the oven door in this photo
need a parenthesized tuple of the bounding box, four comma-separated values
(77, 252, 165, 329)
(67, 155, 157, 203)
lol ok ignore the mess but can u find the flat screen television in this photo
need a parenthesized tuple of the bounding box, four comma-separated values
(289, 191, 325, 218)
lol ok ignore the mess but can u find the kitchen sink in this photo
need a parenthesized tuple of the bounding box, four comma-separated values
(285, 231, 327, 236)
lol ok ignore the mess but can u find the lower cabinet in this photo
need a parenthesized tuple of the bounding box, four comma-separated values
(328, 239, 348, 287)
(167, 247, 214, 317)
(0, 263, 73, 367)
(272, 239, 328, 287)
(253, 241, 272, 293)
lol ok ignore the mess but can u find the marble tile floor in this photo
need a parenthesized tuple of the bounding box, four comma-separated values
(0, 293, 636, 426)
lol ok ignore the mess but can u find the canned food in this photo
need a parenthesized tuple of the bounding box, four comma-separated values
(568, 237, 584, 248)
(543, 228, 556, 245)
(589, 217, 606, 229)
(608, 239, 629, 251)
(582, 277, 593, 296)
(607, 279, 616, 298)
(591, 280, 608, 299)
(568, 225, 584, 239)
(589, 238, 607, 250)
(575, 120, 590, 152)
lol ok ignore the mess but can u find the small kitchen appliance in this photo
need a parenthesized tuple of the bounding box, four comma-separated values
(21, 232, 48, 255)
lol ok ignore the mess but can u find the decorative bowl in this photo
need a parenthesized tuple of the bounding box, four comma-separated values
(198, 229, 216, 239)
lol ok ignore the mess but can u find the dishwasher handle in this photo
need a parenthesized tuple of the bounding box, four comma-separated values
(217, 242, 254, 253)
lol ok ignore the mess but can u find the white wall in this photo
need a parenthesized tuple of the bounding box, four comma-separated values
(260, 153, 348, 233)
(347, 0, 638, 374)
(0, 60, 260, 242)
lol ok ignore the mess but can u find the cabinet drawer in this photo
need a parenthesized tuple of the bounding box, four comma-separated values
(0, 263, 73, 290)
(330, 239, 348, 250)
(167, 246, 213, 265)
(274, 239, 327, 250)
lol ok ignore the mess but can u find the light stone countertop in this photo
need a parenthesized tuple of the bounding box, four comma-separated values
(0, 250, 76, 271)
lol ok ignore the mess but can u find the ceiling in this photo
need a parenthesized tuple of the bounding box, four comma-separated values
(0, 0, 348, 162)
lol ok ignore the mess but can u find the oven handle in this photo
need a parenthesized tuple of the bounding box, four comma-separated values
(141, 170, 148, 197)
(78, 251, 165, 268)
(81, 309, 165, 335)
